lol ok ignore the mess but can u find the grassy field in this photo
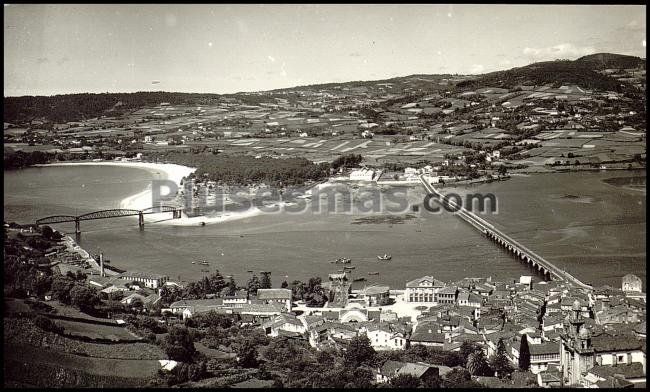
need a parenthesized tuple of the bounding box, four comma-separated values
(56, 319, 139, 341)
(4, 317, 166, 360)
(5, 343, 161, 378)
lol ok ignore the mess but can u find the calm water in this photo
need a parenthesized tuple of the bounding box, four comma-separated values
(4, 166, 645, 289)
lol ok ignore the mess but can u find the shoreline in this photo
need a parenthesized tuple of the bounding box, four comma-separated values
(35, 161, 311, 227)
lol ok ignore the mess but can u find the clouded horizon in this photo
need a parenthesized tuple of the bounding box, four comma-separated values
(4, 4, 646, 97)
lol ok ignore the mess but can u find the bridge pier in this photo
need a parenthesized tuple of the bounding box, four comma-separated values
(75, 218, 81, 236)
(138, 212, 144, 231)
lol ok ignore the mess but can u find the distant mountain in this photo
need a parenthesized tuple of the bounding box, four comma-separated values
(456, 54, 644, 91)
(4, 53, 644, 124)
(576, 53, 646, 70)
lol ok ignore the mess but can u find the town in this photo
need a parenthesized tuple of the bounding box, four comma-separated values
(4, 4, 647, 389)
(4, 222, 646, 388)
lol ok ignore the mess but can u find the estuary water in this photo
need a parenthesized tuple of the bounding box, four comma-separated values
(4, 166, 645, 289)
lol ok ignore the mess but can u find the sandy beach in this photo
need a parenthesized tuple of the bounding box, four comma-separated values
(38, 161, 297, 227)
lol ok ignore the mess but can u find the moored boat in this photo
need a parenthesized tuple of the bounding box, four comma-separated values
(377, 253, 392, 260)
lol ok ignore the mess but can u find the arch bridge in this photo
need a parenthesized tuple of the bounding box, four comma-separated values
(35, 205, 182, 236)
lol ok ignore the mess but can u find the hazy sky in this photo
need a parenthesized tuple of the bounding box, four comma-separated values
(4, 4, 646, 96)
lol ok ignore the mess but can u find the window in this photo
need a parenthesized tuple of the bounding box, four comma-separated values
(618, 355, 625, 363)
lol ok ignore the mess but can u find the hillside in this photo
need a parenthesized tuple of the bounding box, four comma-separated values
(456, 58, 639, 91)
(3, 53, 644, 124)
(576, 53, 646, 70)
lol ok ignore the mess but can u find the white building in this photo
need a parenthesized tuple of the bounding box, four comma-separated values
(349, 168, 375, 181)
(405, 276, 446, 304)
(118, 271, 168, 289)
(362, 325, 408, 351)
(256, 288, 292, 312)
(622, 274, 642, 293)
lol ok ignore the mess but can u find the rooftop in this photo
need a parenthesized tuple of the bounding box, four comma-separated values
(256, 288, 292, 300)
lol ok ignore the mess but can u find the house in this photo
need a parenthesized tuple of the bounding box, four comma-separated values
(621, 274, 642, 293)
(405, 276, 446, 304)
(121, 292, 147, 306)
(256, 288, 292, 312)
(457, 291, 482, 308)
(117, 271, 168, 289)
(223, 289, 248, 306)
(583, 363, 645, 387)
(168, 299, 228, 319)
(596, 306, 643, 325)
(437, 286, 458, 305)
(263, 314, 306, 337)
(376, 360, 440, 384)
(528, 341, 561, 374)
(409, 325, 446, 348)
(592, 333, 646, 372)
(362, 323, 408, 351)
(536, 366, 562, 388)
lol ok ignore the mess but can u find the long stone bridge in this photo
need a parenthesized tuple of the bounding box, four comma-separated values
(419, 175, 592, 290)
(35, 205, 182, 236)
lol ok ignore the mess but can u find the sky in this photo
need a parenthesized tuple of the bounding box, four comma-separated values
(4, 4, 647, 97)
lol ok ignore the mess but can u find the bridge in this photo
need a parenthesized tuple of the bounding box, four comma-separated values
(419, 175, 592, 290)
(35, 205, 182, 236)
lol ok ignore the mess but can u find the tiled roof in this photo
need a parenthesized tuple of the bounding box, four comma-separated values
(380, 360, 406, 376)
(405, 276, 446, 288)
(592, 333, 644, 353)
(170, 299, 223, 308)
(410, 328, 446, 343)
(256, 288, 292, 300)
(595, 376, 635, 388)
(529, 342, 560, 356)
(588, 363, 645, 379)
(397, 362, 433, 378)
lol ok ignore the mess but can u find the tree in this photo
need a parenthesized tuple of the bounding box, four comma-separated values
(390, 374, 421, 388)
(443, 368, 483, 388)
(344, 335, 376, 368)
(236, 337, 259, 368)
(280, 280, 288, 289)
(467, 349, 491, 376)
(460, 341, 481, 366)
(518, 334, 531, 371)
(69, 284, 99, 312)
(497, 165, 508, 176)
(260, 271, 272, 289)
(163, 326, 196, 362)
(225, 276, 237, 296)
(490, 338, 514, 378)
(246, 274, 261, 297)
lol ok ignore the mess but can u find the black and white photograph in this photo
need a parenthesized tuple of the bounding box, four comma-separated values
(3, 3, 646, 388)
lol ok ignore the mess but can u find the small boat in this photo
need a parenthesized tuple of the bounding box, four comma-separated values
(330, 257, 351, 264)
(377, 254, 392, 261)
(200, 261, 209, 266)
(343, 266, 355, 270)
(353, 277, 366, 282)
(368, 272, 379, 276)
(191, 261, 196, 264)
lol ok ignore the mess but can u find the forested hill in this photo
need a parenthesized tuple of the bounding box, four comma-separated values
(3, 92, 222, 124)
(456, 56, 644, 92)
(576, 53, 646, 69)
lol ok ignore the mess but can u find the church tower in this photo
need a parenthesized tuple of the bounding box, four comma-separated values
(560, 300, 594, 386)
